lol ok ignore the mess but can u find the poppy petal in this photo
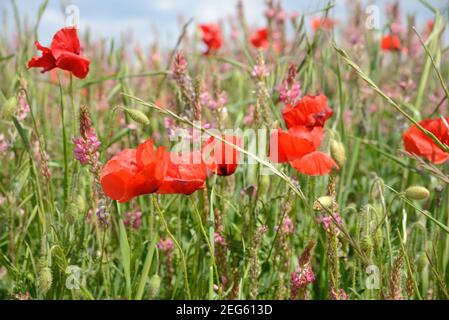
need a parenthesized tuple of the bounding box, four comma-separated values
(403, 119, 449, 164)
(157, 151, 207, 194)
(282, 94, 333, 129)
(290, 152, 339, 176)
(54, 51, 90, 79)
(100, 149, 139, 203)
(27, 41, 57, 73)
(50, 27, 81, 58)
(269, 128, 319, 163)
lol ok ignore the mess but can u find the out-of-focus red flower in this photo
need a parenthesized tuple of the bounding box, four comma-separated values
(311, 17, 335, 32)
(250, 28, 269, 49)
(202, 135, 241, 176)
(199, 23, 223, 55)
(426, 20, 435, 33)
(28, 27, 90, 79)
(403, 118, 449, 164)
(282, 94, 333, 129)
(269, 126, 323, 163)
(381, 34, 401, 52)
(157, 151, 207, 194)
(100, 140, 168, 203)
(290, 152, 339, 176)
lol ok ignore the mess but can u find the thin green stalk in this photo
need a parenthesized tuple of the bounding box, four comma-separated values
(152, 196, 192, 300)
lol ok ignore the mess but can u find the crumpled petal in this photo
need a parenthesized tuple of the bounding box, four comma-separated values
(403, 118, 449, 164)
(157, 151, 207, 195)
(269, 127, 323, 163)
(282, 94, 333, 129)
(290, 152, 339, 176)
(27, 41, 57, 73)
(202, 135, 241, 176)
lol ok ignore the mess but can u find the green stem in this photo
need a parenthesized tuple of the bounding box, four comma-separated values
(152, 196, 192, 300)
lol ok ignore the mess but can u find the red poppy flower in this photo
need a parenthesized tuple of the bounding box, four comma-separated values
(100, 140, 168, 203)
(311, 17, 335, 32)
(269, 126, 323, 163)
(381, 35, 401, 52)
(250, 28, 269, 49)
(282, 94, 333, 129)
(426, 20, 435, 33)
(157, 151, 207, 195)
(290, 152, 339, 176)
(403, 118, 449, 164)
(202, 135, 241, 176)
(28, 27, 90, 79)
(199, 23, 223, 55)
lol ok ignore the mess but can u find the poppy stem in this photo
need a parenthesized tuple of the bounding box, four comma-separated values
(152, 195, 192, 300)
(208, 174, 217, 300)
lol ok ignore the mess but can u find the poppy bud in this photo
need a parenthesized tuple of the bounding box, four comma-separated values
(405, 186, 430, 201)
(148, 274, 161, 298)
(2, 97, 17, 119)
(330, 139, 346, 167)
(38, 267, 53, 294)
(124, 108, 150, 125)
(313, 196, 334, 211)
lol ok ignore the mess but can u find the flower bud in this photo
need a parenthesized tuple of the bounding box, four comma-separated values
(405, 186, 430, 201)
(313, 196, 334, 211)
(124, 108, 150, 125)
(330, 139, 346, 167)
(148, 274, 161, 298)
(2, 97, 18, 119)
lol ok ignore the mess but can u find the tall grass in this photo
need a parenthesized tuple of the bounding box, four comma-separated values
(0, 0, 449, 300)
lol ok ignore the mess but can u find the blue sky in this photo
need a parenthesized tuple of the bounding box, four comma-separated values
(3, 0, 446, 46)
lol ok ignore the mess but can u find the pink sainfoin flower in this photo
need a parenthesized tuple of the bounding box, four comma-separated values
(330, 288, 349, 300)
(0, 134, 10, 157)
(277, 63, 301, 105)
(243, 105, 256, 125)
(123, 210, 142, 230)
(73, 129, 101, 165)
(290, 241, 316, 299)
(17, 95, 30, 121)
(200, 91, 228, 111)
(214, 232, 227, 247)
(281, 217, 295, 235)
(277, 81, 301, 105)
(252, 64, 269, 78)
(73, 106, 101, 166)
(391, 22, 405, 35)
(157, 238, 174, 252)
(291, 263, 315, 291)
(317, 213, 343, 233)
